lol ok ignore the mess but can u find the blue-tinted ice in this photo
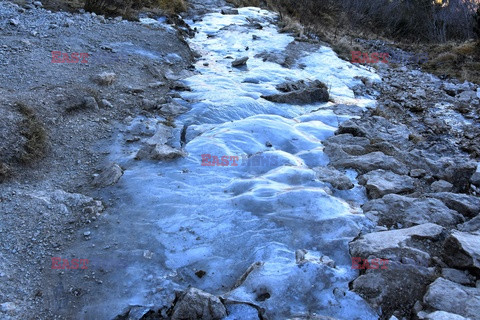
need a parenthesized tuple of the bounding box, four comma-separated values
(75, 7, 383, 320)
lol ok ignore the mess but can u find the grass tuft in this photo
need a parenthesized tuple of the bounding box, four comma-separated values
(15, 102, 47, 164)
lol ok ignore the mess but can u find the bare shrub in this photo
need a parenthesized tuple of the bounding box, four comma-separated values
(15, 103, 47, 164)
(231, 0, 479, 42)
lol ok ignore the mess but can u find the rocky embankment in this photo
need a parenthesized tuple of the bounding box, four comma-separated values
(326, 61, 480, 319)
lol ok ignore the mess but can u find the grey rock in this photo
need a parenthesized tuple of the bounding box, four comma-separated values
(160, 102, 188, 116)
(101, 99, 113, 109)
(149, 144, 185, 160)
(83, 96, 99, 110)
(441, 268, 475, 286)
(457, 90, 477, 102)
(33, 1, 43, 7)
(428, 192, 480, 218)
(94, 72, 116, 85)
(422, 311, 468, 320)
(332, 152, 409, 175)
(232, 56, 249, 67)
(363, 194, 463, 228)
(458, 215, 480, 235)
(313, 166, 354, 190)
(358, 169, 415, 199)
(350, 223, 444, 266)
(9, 19, 20, 26)
(171, 287, 227, 320)
(443, 231, 480, 272)
(438, 160, 477, 193)
(324, 134, 371, 156)
(221, 8, 239, 15)
(261, 80, 329, 105)
(471, 172, 480, 187)
(92, 163, 123, 187)
(410, 169, 427, 178)
(423, 277, 480, 318)
(352, 261, 435, 313)
(430, 180, 453, 193)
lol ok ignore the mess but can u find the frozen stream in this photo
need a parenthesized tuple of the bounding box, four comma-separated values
(72, 7, 385, 320)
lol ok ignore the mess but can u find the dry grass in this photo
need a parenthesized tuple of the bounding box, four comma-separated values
(421, 40, 480, 83)
(16, 103, 47, 164)
(154, 0, 187, 14)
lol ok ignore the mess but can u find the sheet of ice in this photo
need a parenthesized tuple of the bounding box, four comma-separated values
(69, 6, 382, 320)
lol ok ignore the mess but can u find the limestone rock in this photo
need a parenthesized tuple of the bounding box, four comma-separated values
(171, 287, 227, 320)
(443, 231, 480, 273)
(430, 180, 453, 193)
(352, 261, 435, 315)
(363, 194, 463, 228)
(331, 152, 409, 175)
(350, 223, 444, 266)
(261, 80, 329, 105)
(358, 169, 415, 199)
(92, 163, 123, 187)
(428, 192, 480, 218)
(232, 56, 248, 67)
(423, 278, 480, 318)
(313, 166, 354, 190)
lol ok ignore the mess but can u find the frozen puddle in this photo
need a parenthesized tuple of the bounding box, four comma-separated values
(73, 7, 384, 320)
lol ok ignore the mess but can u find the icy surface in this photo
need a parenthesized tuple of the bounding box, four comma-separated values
(73, 7, 383, 320)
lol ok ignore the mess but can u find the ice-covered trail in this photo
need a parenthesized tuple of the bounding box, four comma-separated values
(63, 6, 385, 320)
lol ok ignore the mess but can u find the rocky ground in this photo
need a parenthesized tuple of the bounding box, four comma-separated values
(326, 62, 480, 319)
(1, 0, 480, 319)
(0, 0, 193, 318)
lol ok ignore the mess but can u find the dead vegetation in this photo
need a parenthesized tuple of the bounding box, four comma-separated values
(83, 0, 187, 18)
(16, 102, 47, 164)
(421, 40, 480, 83)
(228, 0, 480, 84)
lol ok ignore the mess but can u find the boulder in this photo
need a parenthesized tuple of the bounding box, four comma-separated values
(135, 124, 185, 161)
(352, 261, 435, 317)
(350, 223, 444, 266)
(430, 180, 453, 193)
(423, 278, 480, 319)
(171, 287, 227, 320)
(221, 8, 239, 15)
(427, 192, 480, 218)
(358, 170, 415, 199)
(261, 80, 329, 105)
(313, 166, 354, 190)
(443, 231, 480, 273)
(92, 163, 123, 187)
(324, 134, 371, 157)
(421, 311, 469, 320)
(232, 56, 249, 67)
(441, 268, 475, 286)
(458, 215, 480, 235)
(363, 194, 463, 228)
(331, 152, 409, 175)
